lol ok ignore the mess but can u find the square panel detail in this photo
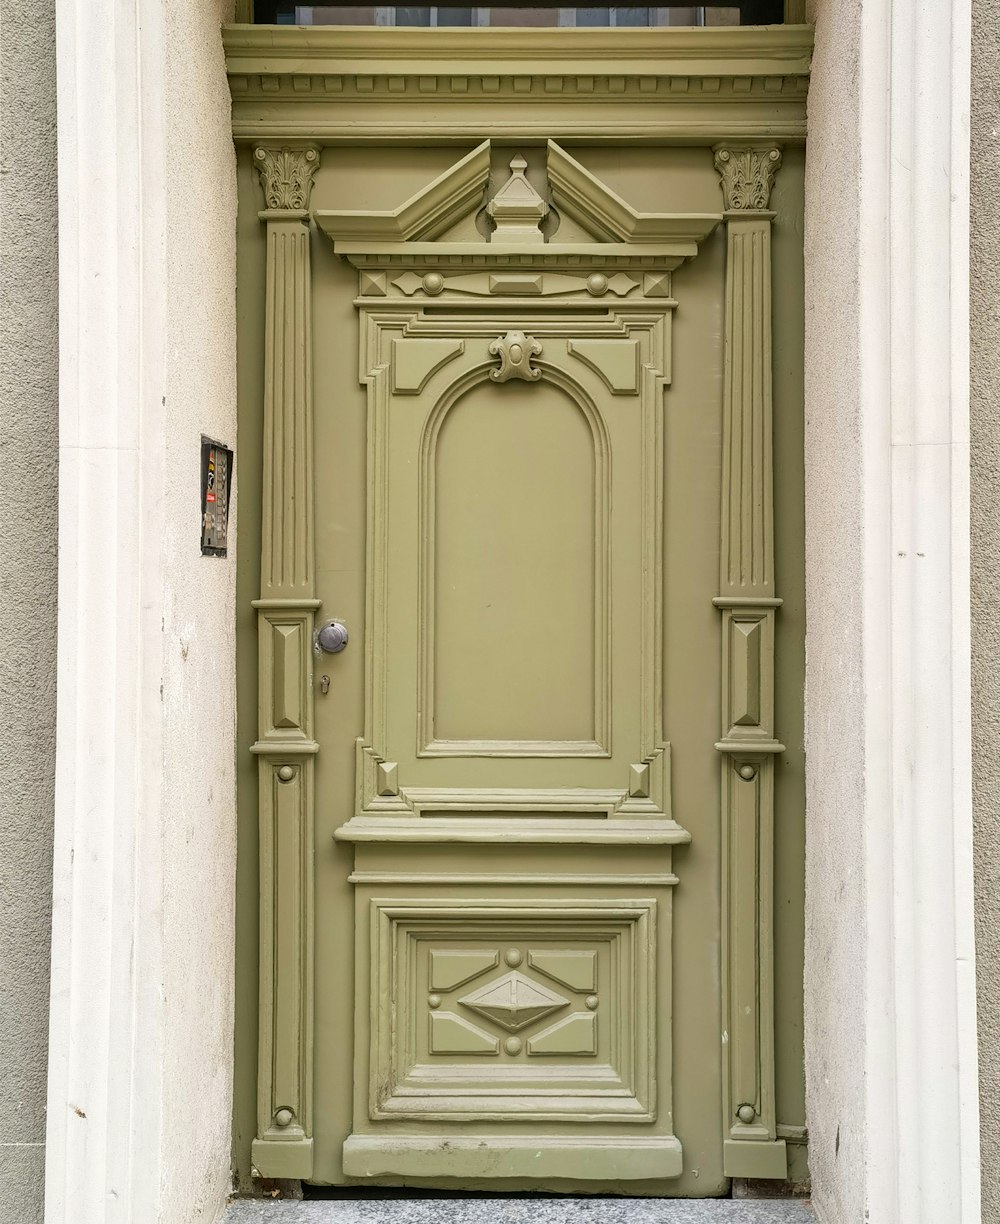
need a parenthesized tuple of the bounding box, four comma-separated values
(367, 899, 656, 1122)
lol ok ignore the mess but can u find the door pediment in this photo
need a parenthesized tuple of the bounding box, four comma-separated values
(314, 140, 721, 261)
(312, 140, 491, 242)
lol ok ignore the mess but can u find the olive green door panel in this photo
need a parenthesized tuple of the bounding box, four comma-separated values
(307, 146, 717, 1183)
(233, 32, 809, 1192)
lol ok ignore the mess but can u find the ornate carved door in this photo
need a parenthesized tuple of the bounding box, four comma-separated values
(237, 26, 808, 1197)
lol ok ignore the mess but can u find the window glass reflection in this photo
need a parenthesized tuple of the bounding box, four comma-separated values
(262, 4, 767, 26)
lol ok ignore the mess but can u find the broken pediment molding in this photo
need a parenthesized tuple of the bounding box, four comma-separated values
(315, 139, 490, 242)
(547, 140, 721, 245)
(315, 140, 720, 271)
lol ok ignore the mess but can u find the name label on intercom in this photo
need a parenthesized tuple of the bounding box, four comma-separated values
(201, 438, 233, 557)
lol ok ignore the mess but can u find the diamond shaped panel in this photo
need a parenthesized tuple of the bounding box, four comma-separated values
(458, 970, 569, 1032)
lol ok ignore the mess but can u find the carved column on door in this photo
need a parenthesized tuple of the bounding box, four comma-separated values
(713, 143, 787, 1181)
(250, 143, 321, 1180)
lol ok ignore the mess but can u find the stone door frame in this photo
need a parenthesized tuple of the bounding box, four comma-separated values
(42, 4, 981, 1222)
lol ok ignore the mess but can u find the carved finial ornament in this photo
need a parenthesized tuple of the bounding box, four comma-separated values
(489, 331, 543, 382)
(713, 145, 783, 211)
(487, 154, 548, 244)
(253, 145, 321, 211)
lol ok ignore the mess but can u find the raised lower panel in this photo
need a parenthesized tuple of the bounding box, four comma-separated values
(367, 898, 656, 1121)
(343, 1135, 683, 1181)
(342, 856, 681, 1184)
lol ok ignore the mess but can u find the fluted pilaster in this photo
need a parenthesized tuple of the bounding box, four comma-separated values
(713, 143, 786, 1181)
(250, 144, 321, 1181)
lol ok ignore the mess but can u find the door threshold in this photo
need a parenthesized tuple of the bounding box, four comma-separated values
(225, 1198, 815, 1223)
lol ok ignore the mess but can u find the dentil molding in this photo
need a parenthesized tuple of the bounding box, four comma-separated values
(224, 27, 813, 144)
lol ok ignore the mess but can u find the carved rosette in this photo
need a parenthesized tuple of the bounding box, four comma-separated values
(253, 145, 321, 211)
(713, 145, 783, 212)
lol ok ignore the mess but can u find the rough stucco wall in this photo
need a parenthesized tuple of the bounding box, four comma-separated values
(802, 1, 867, 1221)
(0, 4, 58, 1222)
(971, 0, 1000, 1216)
(157, 2, 238, 1220)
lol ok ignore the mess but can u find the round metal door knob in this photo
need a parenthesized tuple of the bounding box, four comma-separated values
(315, 619, 349, 654)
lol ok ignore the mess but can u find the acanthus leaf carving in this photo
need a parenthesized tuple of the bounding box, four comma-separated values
(713, 145, 783, 211)
(253, 145, 320, 211)
(489, 331, 543, 383)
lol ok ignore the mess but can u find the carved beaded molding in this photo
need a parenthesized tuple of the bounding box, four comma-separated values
(253, 145, 321, 212)
(713, 145, 783, 212)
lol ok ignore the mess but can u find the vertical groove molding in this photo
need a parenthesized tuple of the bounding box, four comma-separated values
(250, 144, 321, 1181)
(713, 144, 787, 1181)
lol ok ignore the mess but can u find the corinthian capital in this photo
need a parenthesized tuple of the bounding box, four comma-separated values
(713, 145, 783, 211)
(253, 145, 321, 211)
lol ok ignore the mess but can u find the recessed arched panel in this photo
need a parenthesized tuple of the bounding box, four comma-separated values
(420, 372, 609, 755)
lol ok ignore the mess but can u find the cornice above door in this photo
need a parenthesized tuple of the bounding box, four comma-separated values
(223, 25, 813, 144)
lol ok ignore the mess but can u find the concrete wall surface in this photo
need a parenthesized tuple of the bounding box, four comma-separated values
(158, 2, 239, 1219)
(0, 3, 58, 1222)
(42, 0, 237, 1220)
(971, 0, 1000, 1217)
(805, 2, 982, 1222)
(801, 0, 867, 1219)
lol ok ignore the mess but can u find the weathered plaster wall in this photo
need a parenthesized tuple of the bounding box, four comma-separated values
(158, 1, 238, 1219)
(43, 0, 237, 1218)
(806, 2, 981, 1220)
(0, 3, 58, 1221)
(970, 0, 1000, 1216)
(802, 1, 867, 1220)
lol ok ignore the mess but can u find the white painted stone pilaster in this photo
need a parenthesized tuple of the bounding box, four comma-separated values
(47, 2, 167, 1219)
(46, 1, 237, 1221)
(805, 0, 980, 1219)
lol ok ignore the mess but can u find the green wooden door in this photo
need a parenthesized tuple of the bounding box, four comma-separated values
(235, 27, 809, 1197)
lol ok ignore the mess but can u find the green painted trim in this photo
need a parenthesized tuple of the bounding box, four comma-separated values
(723, 1139, 788, 1180)
(343, 1136, 684, 1181)
(251, 146, 322, 1183)
(224, 26, 813, 145)
(334, 815, 692, 844)
(251, 597, 323, 609)
(714, 144, 785, 1177)
(230, 35, 810, 1192)
(251, 1138, 315, 1180)
(223, 24, 814, 65)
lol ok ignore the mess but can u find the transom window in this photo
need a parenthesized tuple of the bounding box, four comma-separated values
(251, 2, 789, 24)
